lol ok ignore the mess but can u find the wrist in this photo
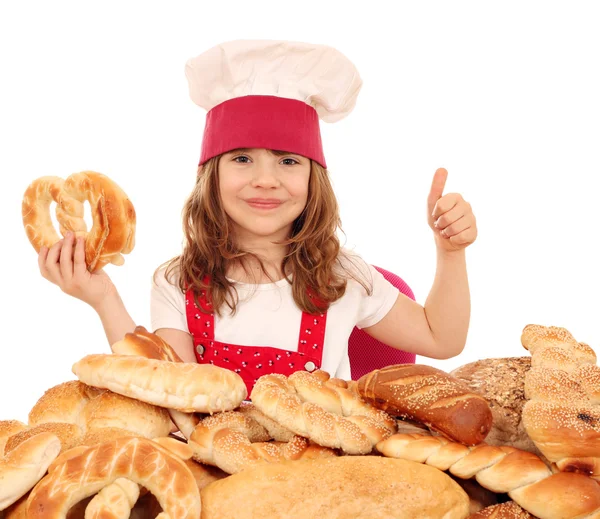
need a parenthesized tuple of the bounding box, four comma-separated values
(436, 247, 466, 262)
(91, 290, 122, 316)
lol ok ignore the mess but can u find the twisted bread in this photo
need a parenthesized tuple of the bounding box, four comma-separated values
(251, 371, 396, 454)
(521, 324, 600, 472)
(25, 436, 200, 518)
(0, 432, 61, 511)
(238, 401, 294, 442)
(72, 353, 247, 413)
(358, 364, 493, 445)
(189, 408, 337, 473)
(377, 432, 600, 519)
(22, 171, 136, 272)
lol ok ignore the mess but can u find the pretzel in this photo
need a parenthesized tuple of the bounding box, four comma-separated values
(377, 432, 600, 519)
(22, 171, 136, 272)
(0, 432, 61, 511)
(250, 370, 397, 454)
(520, 324, 600, 473)
(25, 436, 200, 518)
(189, 405, 337, 474)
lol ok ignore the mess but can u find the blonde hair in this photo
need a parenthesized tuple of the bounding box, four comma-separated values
(155, 149, 371, 316)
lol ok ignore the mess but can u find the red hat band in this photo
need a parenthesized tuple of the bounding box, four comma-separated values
(199, 95, 327, 169)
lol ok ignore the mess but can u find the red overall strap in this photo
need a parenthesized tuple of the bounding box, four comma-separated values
(186, 280, 327, 355)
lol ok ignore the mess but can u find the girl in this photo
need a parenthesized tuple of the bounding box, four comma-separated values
(38, 40, 477, 394)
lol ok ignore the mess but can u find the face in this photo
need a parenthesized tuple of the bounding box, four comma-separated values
(218, 148, 311, 244)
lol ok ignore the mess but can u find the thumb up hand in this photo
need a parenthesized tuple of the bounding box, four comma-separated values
(427, 168, 477, 252)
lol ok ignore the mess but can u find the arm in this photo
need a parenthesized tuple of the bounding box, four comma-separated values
(363, 168, 476, 360)
(363, 249, 469, 359)
(93, 292, 137, 349)
(154, 328, 196, 363)
(38, 233, 137, 349)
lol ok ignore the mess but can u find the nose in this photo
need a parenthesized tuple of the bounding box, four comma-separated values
(250, 164, 280, 188)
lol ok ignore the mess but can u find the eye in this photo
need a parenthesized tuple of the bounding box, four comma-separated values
(233, 155, 250, 163)
(281, 158, 299, 165)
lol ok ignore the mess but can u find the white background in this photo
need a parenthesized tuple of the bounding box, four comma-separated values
(1, 1, 598, 423)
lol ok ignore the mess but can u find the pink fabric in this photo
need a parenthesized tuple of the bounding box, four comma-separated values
(199, 95, 327, 168)
(347, 266, 416, 380)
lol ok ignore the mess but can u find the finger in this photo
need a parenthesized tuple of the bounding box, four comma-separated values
(439, 215, 472, 238)
(433, 201, 471, 230)
(60, 233, 75, 282)
(45, 239, 64, 282)
(73, 236, 88, 277)
(38, 245, 50, 278)
(427, 168, 448, 217)
(449, 227, 477, 247)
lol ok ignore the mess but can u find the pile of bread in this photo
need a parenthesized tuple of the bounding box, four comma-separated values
(1, 324, 599, 519)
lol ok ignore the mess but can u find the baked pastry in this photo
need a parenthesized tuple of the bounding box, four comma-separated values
(450, 357, 539, 454)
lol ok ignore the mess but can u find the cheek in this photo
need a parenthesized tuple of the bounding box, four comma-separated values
(288, 176, 310, 202)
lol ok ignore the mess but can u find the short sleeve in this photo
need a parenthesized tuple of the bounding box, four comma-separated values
(339, 252, 400, 330)
(150, 266, 189, 334)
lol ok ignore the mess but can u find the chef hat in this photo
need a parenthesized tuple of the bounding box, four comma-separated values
(185, 39, 363, 169)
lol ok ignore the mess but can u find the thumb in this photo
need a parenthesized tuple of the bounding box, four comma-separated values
(427, 167, 448, 216)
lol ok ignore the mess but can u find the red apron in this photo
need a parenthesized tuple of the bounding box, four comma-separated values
(185, 284, 327, 395)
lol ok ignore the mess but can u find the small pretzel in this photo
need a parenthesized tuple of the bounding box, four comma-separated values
(250, 371, 397, 454)
(189, 407, 337, 474)
(22, 170, 136, 272)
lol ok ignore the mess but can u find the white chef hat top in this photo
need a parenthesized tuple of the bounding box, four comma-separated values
(184, 39, 363, 168)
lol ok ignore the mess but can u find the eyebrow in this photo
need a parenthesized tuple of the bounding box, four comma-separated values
(226, 148, 302, 158)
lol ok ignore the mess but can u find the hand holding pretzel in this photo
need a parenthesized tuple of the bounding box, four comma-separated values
(23, 171, 136, 272)
(428, 168, 477, 252)
(23, 171, 136, 309)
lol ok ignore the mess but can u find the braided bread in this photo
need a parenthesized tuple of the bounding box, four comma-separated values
(189, 407, 337, 473)
(22, 171, 136, 272)
(251, 371, 396, 454)
(521, 324, 600, 473)
(25, 436, 200, 518)
(0, 432, 61, 511)
(377, 432, 600, 519)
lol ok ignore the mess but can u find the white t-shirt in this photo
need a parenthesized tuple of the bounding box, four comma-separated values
(150, 251, 399, 380)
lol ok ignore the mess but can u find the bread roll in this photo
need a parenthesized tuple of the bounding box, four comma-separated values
(468, 501, 536, 518)
(358, 364, 493, 445)
(28, 381, 102, 427)
(0, 421, 28, 455)
(81, 389, 172, 439)
(450, 357, 540, 454)
(0, 432, 61, 511)
(72, 353, 247, 413)
(200, 456, 470, 518)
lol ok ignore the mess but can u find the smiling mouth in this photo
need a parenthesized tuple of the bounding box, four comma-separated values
(245, 199, 283, 209)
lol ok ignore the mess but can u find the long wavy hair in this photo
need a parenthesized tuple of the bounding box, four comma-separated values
(155, 149, 371, 316)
